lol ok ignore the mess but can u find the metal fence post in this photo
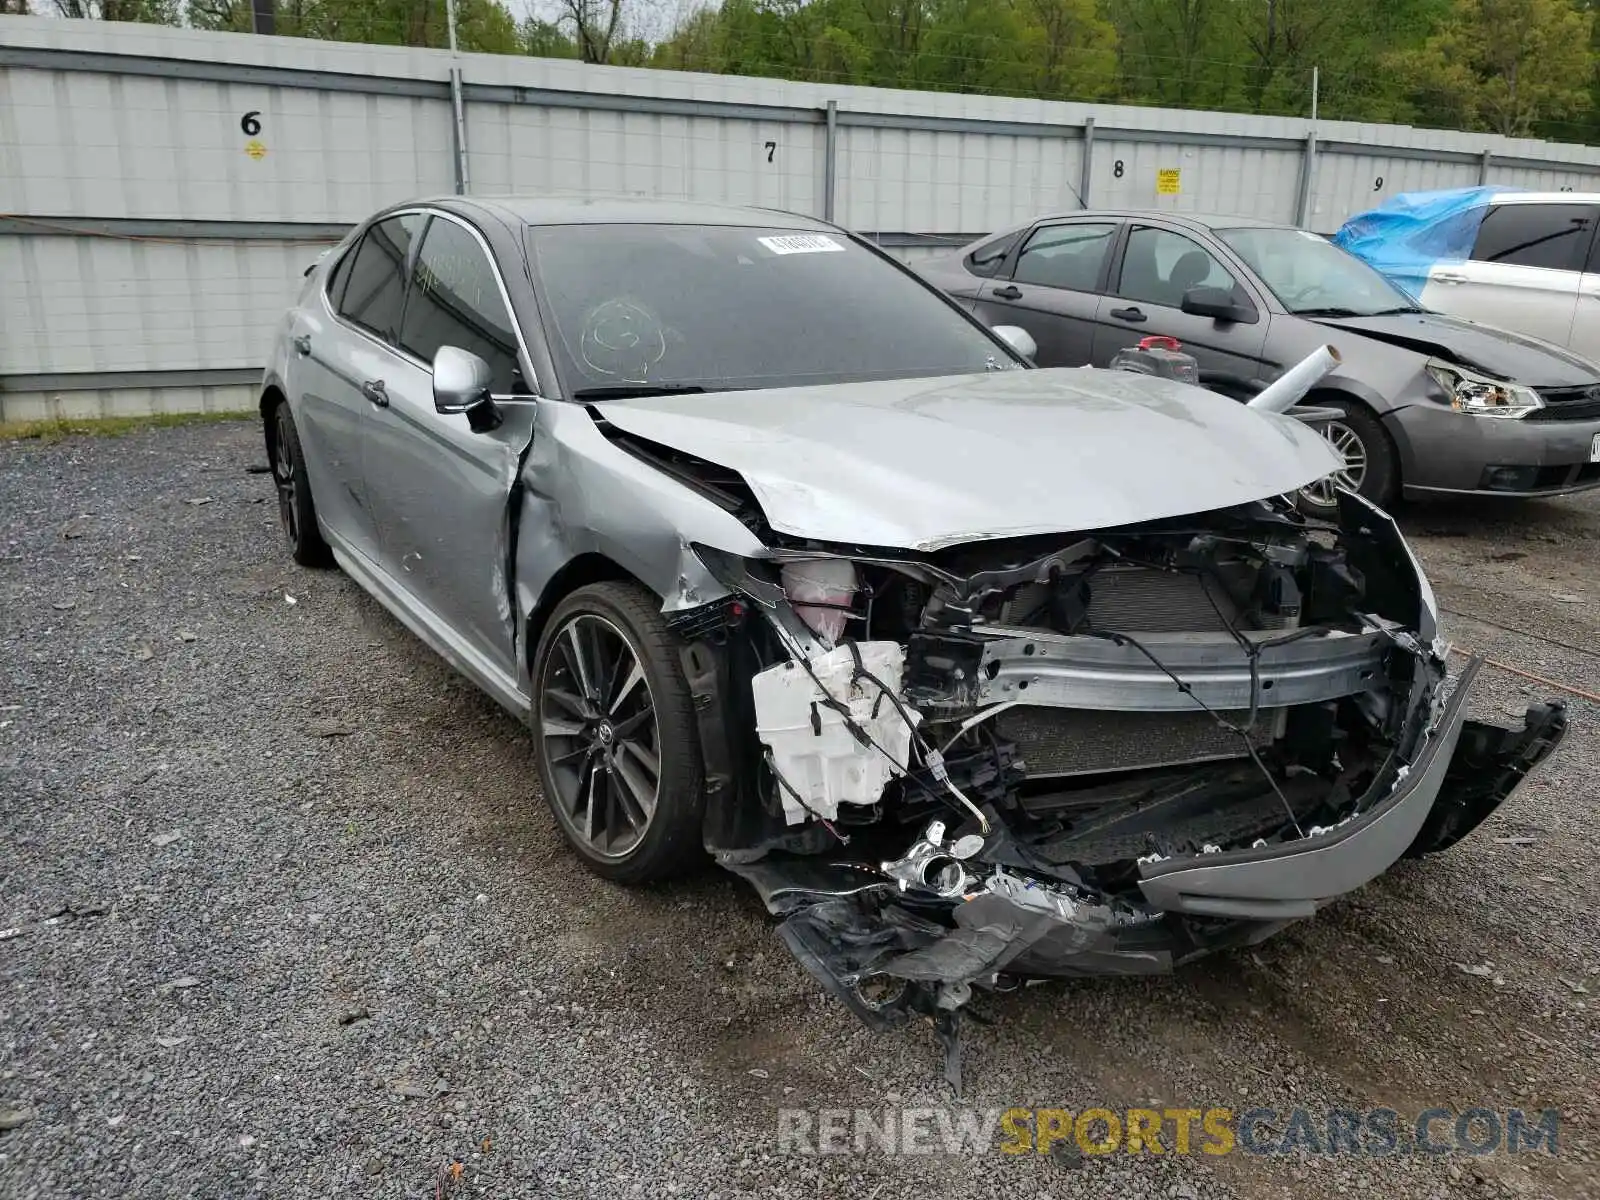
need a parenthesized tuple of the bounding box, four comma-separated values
(449, 67, 469, 194)
(1296, 130, 1317, 227)
(1479, 148, 1493, 185)
(1079, 116, 1094, 209)
(446, 0, 469, 195)
(823, 100, 838, 222)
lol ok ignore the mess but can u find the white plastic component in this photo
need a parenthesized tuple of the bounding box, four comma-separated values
(752, 641, 917, 825)
(1248, 344, 1341, 413)
(780, 559, 859, 645)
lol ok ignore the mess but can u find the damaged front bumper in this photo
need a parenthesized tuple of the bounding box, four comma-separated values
(680, 494, 1567, 1077)
(725, 659, 1564, 1035)
(1138, 659, 1564, 920)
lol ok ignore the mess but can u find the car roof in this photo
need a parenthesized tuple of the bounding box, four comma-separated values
(443, 195, 835, 230)
(989, 210, 1290, 238)
(1490, 191, 1600, 205)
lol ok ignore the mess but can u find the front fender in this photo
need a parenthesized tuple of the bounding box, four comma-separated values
(512, 401, 769, 682)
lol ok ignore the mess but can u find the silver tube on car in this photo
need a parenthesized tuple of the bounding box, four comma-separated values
(1248, 345, 1342, 414)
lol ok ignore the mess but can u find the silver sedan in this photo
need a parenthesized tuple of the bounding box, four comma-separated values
(261, 197, 1563, 1052)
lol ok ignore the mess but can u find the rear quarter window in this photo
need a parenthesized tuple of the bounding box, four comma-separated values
(964, 232, 1021, 277)
(336, 213, 425, 342)
(322, 244, 357, 309)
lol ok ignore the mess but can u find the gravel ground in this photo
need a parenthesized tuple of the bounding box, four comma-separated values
(1, 420, 1596, 1200)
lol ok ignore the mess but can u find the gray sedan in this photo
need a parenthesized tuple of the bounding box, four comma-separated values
(260, 197, 1562, 1059)
(920, 211, 1600, 512)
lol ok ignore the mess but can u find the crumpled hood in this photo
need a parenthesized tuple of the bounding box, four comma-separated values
(595, 368, 1342, 550)
(1313, 310, 1600, 387)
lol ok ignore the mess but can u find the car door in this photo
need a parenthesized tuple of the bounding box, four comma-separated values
(1426, 200, 1595, 348)
(1090, 223, 1271, 398)
(362, 211, 539, 683)
(1574, 220, 1600, 364)
(969, 221, 1118, 365)
(293, 213, 424, 561)
(926, 229, 1022, 310)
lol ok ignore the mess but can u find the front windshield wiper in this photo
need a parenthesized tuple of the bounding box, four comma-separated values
(570, 384, 713, 401)
(1294, 305, 1422, 318)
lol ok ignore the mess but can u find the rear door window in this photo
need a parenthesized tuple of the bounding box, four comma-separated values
(1012, 223, 1117, 292)
(1470, 203, 1596, 271)
(399, 217, 521, 392)
(336, 213, 424, 342)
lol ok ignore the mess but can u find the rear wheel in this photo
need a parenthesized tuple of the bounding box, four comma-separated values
(267, 400, 334, 568)
(531, 582, 705, 883)
(1297, 397, 1398, 517)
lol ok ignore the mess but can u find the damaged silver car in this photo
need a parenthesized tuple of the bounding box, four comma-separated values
(261, 198, 1565, 1075)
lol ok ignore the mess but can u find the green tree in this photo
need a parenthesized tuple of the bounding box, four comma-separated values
(1016, 0, 1117, 99)
(523, 16, 579, 58)
(1400, 0, 1592, 135)
(650, 4, 721, 70)
(188, 0, 519, 51)
(556, 0, 628, 62)
(1110, 0, 1246, 110)
(52, 0, 180, 20)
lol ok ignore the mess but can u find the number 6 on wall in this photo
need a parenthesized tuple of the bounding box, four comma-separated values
(241, 111, 262, 136)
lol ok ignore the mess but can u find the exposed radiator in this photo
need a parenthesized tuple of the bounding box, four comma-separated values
(1002, 562, 1288, 633)
(997, 705, 1280, 779)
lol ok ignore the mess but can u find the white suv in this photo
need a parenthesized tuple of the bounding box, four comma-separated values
(1382, 192, 1600, 358)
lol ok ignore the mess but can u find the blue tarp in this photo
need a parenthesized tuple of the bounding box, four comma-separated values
(1332, 186, 1524, 297)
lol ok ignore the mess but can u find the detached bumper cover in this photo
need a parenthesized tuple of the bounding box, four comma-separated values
(1137, 659, 1565, 919)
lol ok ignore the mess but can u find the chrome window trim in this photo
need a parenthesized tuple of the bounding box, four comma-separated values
(320, 205, 542, 397)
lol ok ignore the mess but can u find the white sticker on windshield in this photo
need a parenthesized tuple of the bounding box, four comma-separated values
(758, 234, 845, 255)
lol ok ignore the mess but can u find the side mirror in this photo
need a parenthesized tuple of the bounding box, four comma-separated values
(433, 345, 502, 431)
(433, 345, 493, 413)
(1181, 286, 1254, 324)
(992, 324, 1037, 360)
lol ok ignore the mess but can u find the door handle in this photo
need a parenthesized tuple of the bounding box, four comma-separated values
(1435, 271, 1467, 284)
(292, 334, 312, 356)
(992, 284, 1023, 300)
(361, 379, 389, 407)
(1109, 306, 1147, 323)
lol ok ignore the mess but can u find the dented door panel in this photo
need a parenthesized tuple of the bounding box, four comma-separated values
(363, 382, 535, 681)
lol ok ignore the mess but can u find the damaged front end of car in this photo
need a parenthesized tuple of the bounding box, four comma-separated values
(662, 487, 1564, 1085)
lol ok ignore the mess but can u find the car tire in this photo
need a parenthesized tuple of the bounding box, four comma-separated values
(267, 399, 335, 568)
(531, 581, 705, 884)
(1296, 396, 1398, 517)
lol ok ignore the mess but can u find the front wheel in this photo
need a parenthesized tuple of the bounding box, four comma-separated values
(531, 582, 705, 884)
(267, 400, 334, 568)
(1297, 398, 1398, 517)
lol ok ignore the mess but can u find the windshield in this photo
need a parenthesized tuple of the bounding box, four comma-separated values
(1217, 227, 1419, 317)
(526, 224, 1017, 396)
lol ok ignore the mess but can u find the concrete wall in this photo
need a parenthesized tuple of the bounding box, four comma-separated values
(5, 15, 1600, 420)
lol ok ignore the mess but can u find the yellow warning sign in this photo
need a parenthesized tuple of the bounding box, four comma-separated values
(1156, 168, 1181, 195)
(244, 139, 268, 160)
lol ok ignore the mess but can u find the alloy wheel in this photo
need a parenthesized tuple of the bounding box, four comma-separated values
(272, 405, 300, 547)
(538, 613, 661, 858)
(1300, 419, 1368, 507)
